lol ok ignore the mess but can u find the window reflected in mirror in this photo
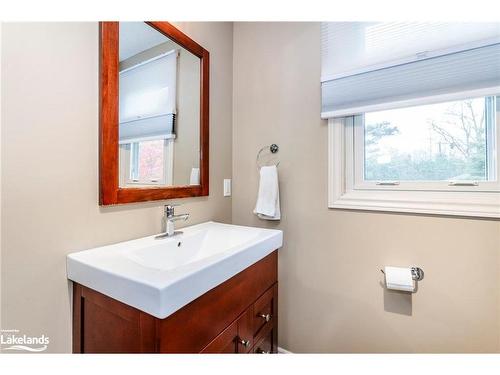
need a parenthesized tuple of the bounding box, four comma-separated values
(118, 22, 201, 188)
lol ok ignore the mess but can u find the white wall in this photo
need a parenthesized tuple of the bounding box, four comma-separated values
(0, 22, 233, 353)
(232, 22, 500, 353)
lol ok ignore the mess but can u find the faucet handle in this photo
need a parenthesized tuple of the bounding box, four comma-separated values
(164, 204, 179, 216)
(164, 203, 181, 209)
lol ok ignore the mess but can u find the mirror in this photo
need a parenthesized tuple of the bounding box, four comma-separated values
(118, 22, 200, 188)
(99, 22, 209, 205)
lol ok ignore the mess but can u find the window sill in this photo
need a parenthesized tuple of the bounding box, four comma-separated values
(330, 189, 500, 218)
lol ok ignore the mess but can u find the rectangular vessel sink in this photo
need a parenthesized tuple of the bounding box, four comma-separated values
(67, 221, 283, 319)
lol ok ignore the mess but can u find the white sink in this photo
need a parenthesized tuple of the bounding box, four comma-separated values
(67, 221, 283, 319)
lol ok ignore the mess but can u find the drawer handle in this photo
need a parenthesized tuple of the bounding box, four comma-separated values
(258, 313, 272, 322)
(239, 338, 251, 347)
(256, 348, 270, 354)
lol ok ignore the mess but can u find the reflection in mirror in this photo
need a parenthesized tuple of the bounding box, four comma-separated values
(118, 22, 200, 188)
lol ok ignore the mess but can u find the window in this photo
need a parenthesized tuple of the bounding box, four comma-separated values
(130, 139, 166, 183)
(357, 96, 498, 190)
(120, 139, 174, 186)
(328, 96, 500, 218)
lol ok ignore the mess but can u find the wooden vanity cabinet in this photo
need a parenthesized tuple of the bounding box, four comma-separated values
(201, 283, 278, 354)
(73, 251, 278, 354)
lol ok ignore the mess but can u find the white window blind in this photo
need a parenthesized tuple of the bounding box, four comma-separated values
(119, 50, 178, 144)
(321, 22, 500, 118)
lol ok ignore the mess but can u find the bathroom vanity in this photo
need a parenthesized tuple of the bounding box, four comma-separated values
(67, 222, 282, 353)
(83, 21, 283, 353)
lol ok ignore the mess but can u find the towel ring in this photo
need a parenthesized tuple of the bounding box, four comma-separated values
(256, 144, 280, 168)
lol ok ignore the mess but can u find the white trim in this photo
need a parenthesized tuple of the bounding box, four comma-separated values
(486, 96, 499, 180)
(277, 346, 293, 354)
(328, 117, 346, 207)
(118, 133, 176, 145)
(166, 138, 174, 185)
(328, 118, 500, 218)
(321, 86, 500, 119)
(332, 190, 500, 218)
(119, 49, 178, 74)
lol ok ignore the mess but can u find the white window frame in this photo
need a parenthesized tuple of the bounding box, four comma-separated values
(119, 138, 174, 187)
(352, 99, 500, 192)
(328, 102, 500, 218)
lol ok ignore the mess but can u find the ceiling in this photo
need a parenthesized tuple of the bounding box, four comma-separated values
(119, 22, 171, 61)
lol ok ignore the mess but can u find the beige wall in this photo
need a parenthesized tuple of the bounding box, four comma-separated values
(232, 22, 500, 353)
(171, 39, 201, 186)
(0, 22, 233, 353)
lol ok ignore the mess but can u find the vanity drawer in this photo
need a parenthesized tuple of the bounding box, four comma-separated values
(200, 319, 238, 353)
(252, 283, 277, 338)
(252, 325, 274, 354)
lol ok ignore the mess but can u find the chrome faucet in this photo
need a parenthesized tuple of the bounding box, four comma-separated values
(156, 204, 189, 239)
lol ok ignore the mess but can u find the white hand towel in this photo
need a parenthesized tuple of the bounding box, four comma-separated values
(189, 167, 200, 185)
(253, 165, 281, 221)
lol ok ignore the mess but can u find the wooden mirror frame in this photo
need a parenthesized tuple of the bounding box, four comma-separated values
(99, 22, 209, 205)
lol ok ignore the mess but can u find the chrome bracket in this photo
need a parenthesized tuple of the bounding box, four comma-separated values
(410, 267, 424, 281)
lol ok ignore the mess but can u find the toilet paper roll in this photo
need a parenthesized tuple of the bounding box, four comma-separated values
(384, 266, 415, 292)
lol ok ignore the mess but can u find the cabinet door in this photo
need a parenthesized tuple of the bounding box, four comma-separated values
(200, 320, 238, 353)
(73, 284, 156, 353)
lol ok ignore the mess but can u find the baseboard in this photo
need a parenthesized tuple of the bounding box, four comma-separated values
(277, 346, 293, 354)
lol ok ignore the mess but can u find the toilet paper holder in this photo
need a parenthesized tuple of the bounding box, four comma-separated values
(380, 267, 424, 281)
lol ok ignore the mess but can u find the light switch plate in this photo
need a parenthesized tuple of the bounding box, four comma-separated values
(223, 179, 231, 197)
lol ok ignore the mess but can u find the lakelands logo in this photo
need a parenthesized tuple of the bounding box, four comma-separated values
(0, 329, 49, 352)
